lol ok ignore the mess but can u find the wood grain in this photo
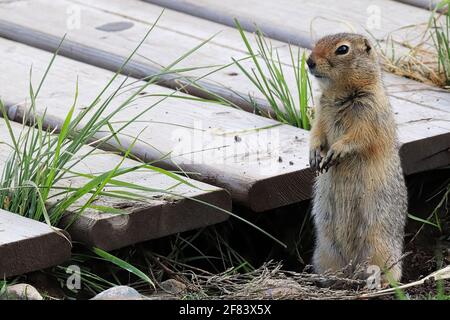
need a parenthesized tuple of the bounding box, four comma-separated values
(0, 119, 230, 251)
(0, 210, 71, 277)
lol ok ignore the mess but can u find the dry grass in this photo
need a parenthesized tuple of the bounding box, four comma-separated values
(139, 261, 450, 300)
(143, 261, 372, 300)
(378, 33, 445, 87)
(374, 3, 450, 89)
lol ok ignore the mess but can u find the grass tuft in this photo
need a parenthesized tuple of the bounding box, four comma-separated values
(372, 0, 450, 89)
(430, 0, 450, 86)
(233, 19, 312, 129)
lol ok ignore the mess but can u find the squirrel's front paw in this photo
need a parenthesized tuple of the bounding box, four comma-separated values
(309, 147, 323, 171)
(319, 147, 343, 172)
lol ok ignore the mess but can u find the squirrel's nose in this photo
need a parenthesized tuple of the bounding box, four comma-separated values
(306, 57, 316, 69)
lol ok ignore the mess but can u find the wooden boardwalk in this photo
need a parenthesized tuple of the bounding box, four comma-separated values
(0, 0, 448, 275)
(0, 38, 314, 212)
(0, 0, 448, 178)
(0, 120, 230, 251)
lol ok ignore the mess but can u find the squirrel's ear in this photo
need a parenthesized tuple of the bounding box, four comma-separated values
(364, 38, 372, 54)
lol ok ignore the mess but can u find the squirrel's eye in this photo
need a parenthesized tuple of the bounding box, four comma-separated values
(335, 45, 349, 55)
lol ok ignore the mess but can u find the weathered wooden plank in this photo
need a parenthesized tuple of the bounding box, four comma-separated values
(144, 0, 433, 47)
(0, 210, 71, 277)
(0, 38, 314, 212)
(0, 120, 230, 251)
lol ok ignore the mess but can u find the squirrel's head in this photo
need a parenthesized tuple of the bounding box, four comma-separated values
(307, 33, 381, 90)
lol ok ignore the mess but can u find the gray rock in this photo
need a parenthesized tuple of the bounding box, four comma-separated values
(91, 286, 147, 300)
(160, 279, 186, 295)
(1, 283, 43, 300)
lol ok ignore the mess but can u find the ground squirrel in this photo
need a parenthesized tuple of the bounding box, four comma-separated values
(307, 33, 408, 283)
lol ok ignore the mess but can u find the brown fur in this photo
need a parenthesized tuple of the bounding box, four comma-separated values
(308, 33, 407, 284)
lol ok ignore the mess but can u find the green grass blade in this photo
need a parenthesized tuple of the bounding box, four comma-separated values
(91, 247, 155, 289)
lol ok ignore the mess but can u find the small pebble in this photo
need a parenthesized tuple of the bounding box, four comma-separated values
(160, 279, 186, 295)
(1, 283, 43, 300)
(91, 286, 147, 300)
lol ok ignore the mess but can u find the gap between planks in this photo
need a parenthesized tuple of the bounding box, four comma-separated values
(144, 0, 434, 47)
(0, 119, 230, 251)
(395, 0, 441, 10)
